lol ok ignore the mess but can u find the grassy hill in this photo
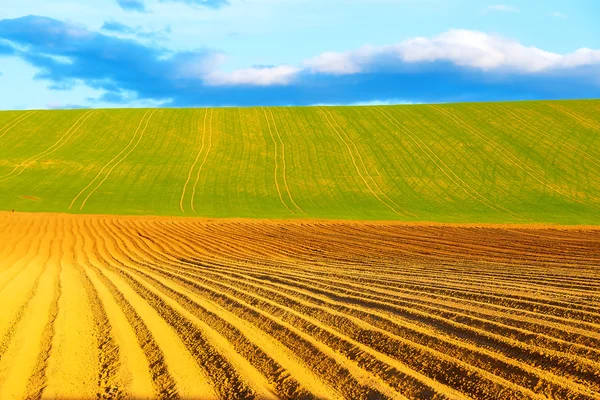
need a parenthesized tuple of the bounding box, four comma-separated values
(0, 100, 599, 223)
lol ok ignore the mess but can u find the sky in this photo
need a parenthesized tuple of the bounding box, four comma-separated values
(0, 0, 599, 109)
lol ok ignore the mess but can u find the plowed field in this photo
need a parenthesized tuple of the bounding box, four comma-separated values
(1, 212, 599, 399)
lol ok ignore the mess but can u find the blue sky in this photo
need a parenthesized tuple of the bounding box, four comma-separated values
(0, 0, 599, 109)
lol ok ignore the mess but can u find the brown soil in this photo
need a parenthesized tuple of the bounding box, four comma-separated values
(0, 212, 599, 399)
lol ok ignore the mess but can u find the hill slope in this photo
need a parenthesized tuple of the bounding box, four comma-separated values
(0, 100, 599, 223)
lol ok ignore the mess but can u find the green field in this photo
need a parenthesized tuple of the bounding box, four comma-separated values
(1, 100, 599, 223)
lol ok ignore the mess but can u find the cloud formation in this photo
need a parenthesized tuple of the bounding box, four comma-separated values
(205, 65, 302, 86)
(117, 0, 147, 12)
(0, 16, 205, 101)
(305, 30, 600, 74)
(0, 16, 599, 108)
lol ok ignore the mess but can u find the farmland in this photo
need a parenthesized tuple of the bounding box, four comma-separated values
(0, 100, 599, 223)
(1, 99, 600, 399)
(0, 212, 599, 399)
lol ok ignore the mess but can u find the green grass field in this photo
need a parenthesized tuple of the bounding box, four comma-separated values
(1, 100, 599, 223)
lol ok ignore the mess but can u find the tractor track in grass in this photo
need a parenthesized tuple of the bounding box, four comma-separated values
(0, 111, 35, 141)
(317, 107, 415, 218)
(263, 107, 298, 216)
(429, 105, 595, 206)
(492, 104, 600, 172)
(0, 111, 95, 184)
(0, 100, 599, 222)
(191, 108, 214, 215)
(180, 109, 210, 215)
(69, 109, 156, 211)
(547, 103, 600, 132)
(263, 107, 306, 216)
(374, 107, 522, 220)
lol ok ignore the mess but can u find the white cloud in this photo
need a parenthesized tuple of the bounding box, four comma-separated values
(205, 65, 301, 86)
(305, 30, 600, 75)
(559, 48, 600, 68)
(397, 30, 561, 71)
(171, 50, 301, 86)
(171, 29, 600, 87)
(304, 48, 371, 75)
(483, 4, 520, 13)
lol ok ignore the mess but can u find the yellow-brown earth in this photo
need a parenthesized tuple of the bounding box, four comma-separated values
(0, 212, 599, 399)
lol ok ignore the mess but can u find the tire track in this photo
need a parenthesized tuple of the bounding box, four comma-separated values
(375, 106, 522, 219)
(317, 107, 415, 218)
(493, 104, 600, 171)
(79, 109, 157, 211)
(547, 103, 600, 132)
(69, 109, 155, 211)
(180, 109, 209, 214)
(321, 108, 416, 217)
(264, 107, 306, 215)
(0, 111, 35, 141)
(190, 108, 214, 215)
(0, 110, 95, 184)
(262, 107, 297, 215)
(430, 105, 592, 206)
